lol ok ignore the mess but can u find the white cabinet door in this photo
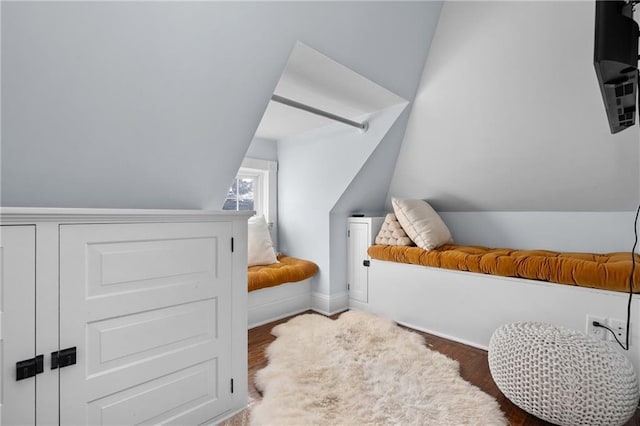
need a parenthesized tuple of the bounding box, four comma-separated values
(59, 222, 233, 425)
(348, 222, 370, 303)
(0, 226, 36, 425)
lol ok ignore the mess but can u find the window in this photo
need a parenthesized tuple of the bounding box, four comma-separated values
(223, 174, 259, 212)
(223, 157, 278, 246)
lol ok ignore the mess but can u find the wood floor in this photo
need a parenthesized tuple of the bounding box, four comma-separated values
(248, 310, 640, 425)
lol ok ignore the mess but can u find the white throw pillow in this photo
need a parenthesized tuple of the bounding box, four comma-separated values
(392, 198, 453, 250)
(248, 215, 279, 267)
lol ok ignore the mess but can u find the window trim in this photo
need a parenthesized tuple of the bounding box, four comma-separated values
(234, 171, 262, 216)
(235, 157, 278, 248)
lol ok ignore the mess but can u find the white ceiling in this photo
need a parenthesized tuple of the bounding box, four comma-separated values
(254, 42, 406, 141)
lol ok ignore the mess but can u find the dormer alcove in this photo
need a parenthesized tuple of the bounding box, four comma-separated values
(231, 42, 409, 314)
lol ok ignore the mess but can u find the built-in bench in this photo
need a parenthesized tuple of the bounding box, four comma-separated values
(355, 243, 640, 373)
(247, 255, 318, 328)
(248, 255, 318, 292)
(368, 244, 640, 292)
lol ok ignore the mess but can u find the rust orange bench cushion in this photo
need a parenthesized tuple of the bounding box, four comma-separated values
(248, 255, 318, 292)
(367, 244, 640, 293)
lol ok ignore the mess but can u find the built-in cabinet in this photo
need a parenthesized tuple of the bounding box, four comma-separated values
(1, 225, 37, 424)
(347, 217, 383, 308)
(0, 208, 250, 425)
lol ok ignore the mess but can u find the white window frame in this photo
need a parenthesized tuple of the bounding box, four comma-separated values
(232, 171, 263, 216)
(237, 157, 278, 248)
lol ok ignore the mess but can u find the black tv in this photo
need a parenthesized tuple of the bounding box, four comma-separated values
(594, 0, 639, 134)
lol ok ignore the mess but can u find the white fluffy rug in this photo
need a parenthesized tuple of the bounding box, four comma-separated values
(252, 311, 507, 425)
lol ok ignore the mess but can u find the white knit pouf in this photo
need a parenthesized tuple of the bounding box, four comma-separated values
(489, 322, 639, 426)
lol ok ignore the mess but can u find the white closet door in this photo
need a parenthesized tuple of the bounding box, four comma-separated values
(59, 222, 233, 425)
(348, 222, 370, 303)
(0, 226, 36, 425)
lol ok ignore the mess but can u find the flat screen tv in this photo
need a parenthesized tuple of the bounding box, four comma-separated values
(594, 0, 639, 134)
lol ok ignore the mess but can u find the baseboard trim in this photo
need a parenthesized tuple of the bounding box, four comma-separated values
(311, 291, 349, 316)
(348, 299, 369, 312)
(205, 404, 248, 425)
(248, 279, 312, 329)
(249, 306, 311, 329)
(394, 319, 489, 352)
(348, 301, 488, 351)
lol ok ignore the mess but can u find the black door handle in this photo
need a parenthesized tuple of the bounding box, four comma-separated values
(51, 347, 77, 369)
(16, 354, 44, 381)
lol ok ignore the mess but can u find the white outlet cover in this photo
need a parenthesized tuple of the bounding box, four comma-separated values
(609, 318, 629, 345)
(586, 315, 608, 340)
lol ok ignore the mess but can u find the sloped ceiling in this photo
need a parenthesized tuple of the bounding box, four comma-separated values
(1, 1, 442, 209)
(388, 1, 638, 212)
(255, 42, 407, 141)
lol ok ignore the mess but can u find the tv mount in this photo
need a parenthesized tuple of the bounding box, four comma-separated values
(594, 0, 640, 134)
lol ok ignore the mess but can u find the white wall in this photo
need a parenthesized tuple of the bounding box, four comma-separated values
(383, 1, 640, 253)
(278, 104, 407, 312)
(245, 138, 277, 162)
(440, 211, 635, 253)
(330, 108, 415, 296)
(1, 1, 441, 209)
(388, 1, 638, 213)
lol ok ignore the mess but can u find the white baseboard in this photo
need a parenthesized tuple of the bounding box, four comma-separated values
(248, 279, 312, 329)
(350, 300, 488, 351)
(394, 319, 489, 351)
(207, 404, 248, 425)
(348, 299, 369, 313)
(311, 291, 349, 316)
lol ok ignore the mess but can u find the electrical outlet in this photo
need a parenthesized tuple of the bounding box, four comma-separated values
(609, 318, 629, 346)
(586, 315, 608, 340)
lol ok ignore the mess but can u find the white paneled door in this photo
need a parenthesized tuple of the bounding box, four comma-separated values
(59, 222, 233, 425)
(348, 222, 370, 303)
(0, 226, 36, 425)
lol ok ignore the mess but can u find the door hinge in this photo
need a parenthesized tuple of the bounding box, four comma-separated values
(231, 378, 234, 394)
(347, 230, 350, 238)
(231, 237, 234, 253)
(347, 283, 350, 290)
(363, 260, 370, 267)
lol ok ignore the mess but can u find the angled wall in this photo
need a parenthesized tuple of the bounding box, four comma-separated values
(245, 138, 277, 163)
(330, 107, 414, 297)
(2, 1, 441, 209)
(387, 1, 639, 252)
(278, 104, 406, 312)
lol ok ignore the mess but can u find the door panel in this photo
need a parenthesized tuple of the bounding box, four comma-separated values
(86, 299, 217, 375)
(87, 360, 218, 425)
(60, 222, 232, 425)
(0, 226, 36, 425)
(348, 223, 369, 303)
